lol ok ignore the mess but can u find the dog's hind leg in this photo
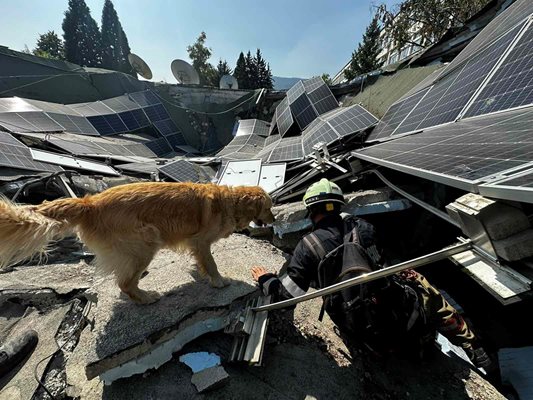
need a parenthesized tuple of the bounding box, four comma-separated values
(94, 243, 160, 304)
(190, 241, 228, 288)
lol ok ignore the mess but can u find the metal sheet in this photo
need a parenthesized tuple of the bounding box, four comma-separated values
(258, 163, 286, 193)
(30, 149, 120, 176)
(218, 159, 262, 187)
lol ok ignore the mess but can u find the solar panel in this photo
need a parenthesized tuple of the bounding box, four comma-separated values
(479, 169, 533, 203)
(118, 111, 140, 131)
(465, 23, 533, 117)
(287, 81, 305, 103)
(143, 104, 170, 122)
(444, 0, 533, 74)
(30, 149, 119, 175)
(165, 132, 188, 148)
(255, 137, 281, 163)
(116, 161, 158, 174)
(0, 130, 63, 172)
(306, 84, 339, 115)
(268, 136, 304, 163)
(302, 76, 324, 93)
(131, 108, 150, 128)
(46, 113, 99, 136)
(104, 114, 128, 133)
(302, 120, 337, 155)
(129, 90, 161, 107)
(102, 95, 140, 113)
(366, 88, 430, 141)
(87, 115, 114, 135)
(218, 159, 262, 187)
(153, 119, 179, 136)
(145, 137, 172, 156)
(328, 105, 378, 137)
(259, 163, 287, 193)
(158, 159, 200, 182)
(291, 94, 318, 130)
(0, 98, 40, 112)
(0, 112, 64, 133)
(394, 24, 521, 136)
(277, 100, 295, 137)
(354, 106, 533, 191)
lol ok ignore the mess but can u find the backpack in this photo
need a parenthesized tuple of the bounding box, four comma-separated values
(302, 215, 427, 353)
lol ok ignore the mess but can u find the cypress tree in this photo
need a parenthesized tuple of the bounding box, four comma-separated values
(234, 52, 248, 89)
(245, 51, 257, 89)
(62, 0, 101, 67)
(214, 59, 233, 85)
(254, 49, 273, 89)
(101, 0, 133, 75)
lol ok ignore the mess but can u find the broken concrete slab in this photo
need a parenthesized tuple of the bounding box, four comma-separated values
(492, 229, 533, 262)
(65, 318, 103, 399)
(190, 365, 229, 393)
(85, 234, 285, 382)
(0, 261, 93, 296)
(0, 306, 69, 400)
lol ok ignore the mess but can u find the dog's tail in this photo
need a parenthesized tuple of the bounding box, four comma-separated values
(0, 196, 90, 269)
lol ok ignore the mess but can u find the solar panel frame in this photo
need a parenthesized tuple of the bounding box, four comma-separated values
(0, 130, 63, 172)
(392, 24, 521, 136)
(268, 136, 304, 163)
(128, 90, 161, 107)
(465, 21, 533, 117)
(158, 159, 200, 182)
(355, 106, 533, 191)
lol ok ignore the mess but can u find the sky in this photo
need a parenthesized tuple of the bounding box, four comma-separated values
(0, 0, 395, 82)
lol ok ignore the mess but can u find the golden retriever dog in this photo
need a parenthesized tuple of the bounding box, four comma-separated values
(0, 182, 274, 304)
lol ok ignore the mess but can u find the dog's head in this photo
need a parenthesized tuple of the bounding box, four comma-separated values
(234, 186, 275, 229)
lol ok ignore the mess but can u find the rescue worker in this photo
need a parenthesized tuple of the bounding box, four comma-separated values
(251, 178, 493, 372)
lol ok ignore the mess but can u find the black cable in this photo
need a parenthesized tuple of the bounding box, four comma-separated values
(33, 300, 92, 399)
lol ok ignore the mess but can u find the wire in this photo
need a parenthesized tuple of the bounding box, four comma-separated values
(33, 300, 92, 400)
(155, 91, 261, 115)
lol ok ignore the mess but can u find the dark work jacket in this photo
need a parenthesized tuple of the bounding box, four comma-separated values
(258, 214, 368, 301)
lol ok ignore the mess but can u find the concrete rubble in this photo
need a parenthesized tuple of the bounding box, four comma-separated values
(85, 234, 286, 382)
(190, 365, 230, 393)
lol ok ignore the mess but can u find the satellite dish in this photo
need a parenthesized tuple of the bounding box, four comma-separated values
(219, 74, 239, 90)
(127, 53, 153, 80)
(171, 59, 200, 85)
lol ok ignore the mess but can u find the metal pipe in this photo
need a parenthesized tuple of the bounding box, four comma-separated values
(251, 239, 472, 312)
(366, 169, 459, 228)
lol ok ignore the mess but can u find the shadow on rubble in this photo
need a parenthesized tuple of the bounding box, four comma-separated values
(102, 305, 485, 400)
(91, 275, 259, 374)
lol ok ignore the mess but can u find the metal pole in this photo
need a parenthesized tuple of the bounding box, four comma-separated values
(251, 240, 472, 312)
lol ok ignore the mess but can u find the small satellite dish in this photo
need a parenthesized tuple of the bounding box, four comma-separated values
(127, 53, 153, 80)
(219, 74, 239, 90)
(171, 59, 200, 85)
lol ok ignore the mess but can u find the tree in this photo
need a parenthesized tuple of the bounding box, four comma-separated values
(376, 0, 490, 52)
(101, 0, 132, 75)
(62, 0, 101, 67)
(186, 32, 217, 86)
(345, 16, 382, 80)
(244, 51, 257, 89)
(234, 52, 248, 89)
(213, 59, 232, 85)
(254, 49, 273, 89)
(321, 73, 332, 85)
(33, 31, 65, 60)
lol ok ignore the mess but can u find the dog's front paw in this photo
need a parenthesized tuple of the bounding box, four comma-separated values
(134, 290, 161, 304)
(209, 276, 230, 288)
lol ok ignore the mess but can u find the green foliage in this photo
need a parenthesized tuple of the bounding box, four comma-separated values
(321, 73, 332, 85)
(101, 0, 133, 75)
(233, 52, 248, 88)
(33, 31, 65, 60)
(213, 59, 233, 85)
(376, 0, 491, 51)
(233, 49, 273, 89)
(345, 16, 382, 80)
(62, 0, 102, 67)
(186, 31, 217, 86)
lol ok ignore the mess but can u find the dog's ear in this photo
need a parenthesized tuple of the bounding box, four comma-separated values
(242, 193, 266, 217)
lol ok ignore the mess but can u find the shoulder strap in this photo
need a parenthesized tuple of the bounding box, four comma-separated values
(302, 232, 327, 260)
